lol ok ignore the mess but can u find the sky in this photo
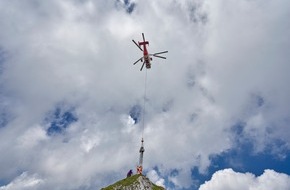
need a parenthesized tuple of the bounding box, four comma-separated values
(0, 0, 290, 190)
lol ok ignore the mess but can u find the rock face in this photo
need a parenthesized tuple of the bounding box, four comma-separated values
(101, 174, 165, 190)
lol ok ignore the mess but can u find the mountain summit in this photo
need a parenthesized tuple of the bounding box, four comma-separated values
(101, 174, 165, 190)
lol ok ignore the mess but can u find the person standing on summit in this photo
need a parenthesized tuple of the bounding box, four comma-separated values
(127, 169, 133, 177)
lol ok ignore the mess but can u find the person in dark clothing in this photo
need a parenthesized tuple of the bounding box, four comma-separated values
(127, 169, 133, 177)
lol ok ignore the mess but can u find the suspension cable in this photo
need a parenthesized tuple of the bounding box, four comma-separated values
(141, 69, 148, 139)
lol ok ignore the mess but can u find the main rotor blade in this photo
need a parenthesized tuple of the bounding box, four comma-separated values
(140, 62, 145, 71)
(142, 33, 145, 42)
(154, 51, 168, 55)
(133, 57, 143, 65)
(153, 55, 167, 59)
(132, 40, 143, 51)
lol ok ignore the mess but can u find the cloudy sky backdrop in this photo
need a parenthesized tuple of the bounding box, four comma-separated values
(0, 0, 290, 189)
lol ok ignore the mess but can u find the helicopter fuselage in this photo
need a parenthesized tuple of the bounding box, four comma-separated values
(139, 41, 151, 69)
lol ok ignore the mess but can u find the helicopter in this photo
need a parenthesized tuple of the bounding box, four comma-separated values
(132, 33, 168, 71)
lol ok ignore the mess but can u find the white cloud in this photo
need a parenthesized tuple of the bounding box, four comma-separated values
(17, 125, 48, 149)
(147, 169, 165, 188)
(0, 0, 290, 189)
(0, 172, 43, 190)
(168, 168, 194, 189)
(199, 169, 290, 190)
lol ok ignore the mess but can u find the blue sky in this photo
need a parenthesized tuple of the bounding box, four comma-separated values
(1, 0, 290, 190)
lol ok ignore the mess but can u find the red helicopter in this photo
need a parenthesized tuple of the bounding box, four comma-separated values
(132, 33, 168, 71)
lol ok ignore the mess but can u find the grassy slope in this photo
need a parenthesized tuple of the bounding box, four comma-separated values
(101, 174, 164, 190)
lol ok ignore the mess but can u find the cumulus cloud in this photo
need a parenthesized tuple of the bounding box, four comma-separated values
(199, 169, 290, 190)
(0, 0, 289, 189)
(147, 169, 165, 188)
